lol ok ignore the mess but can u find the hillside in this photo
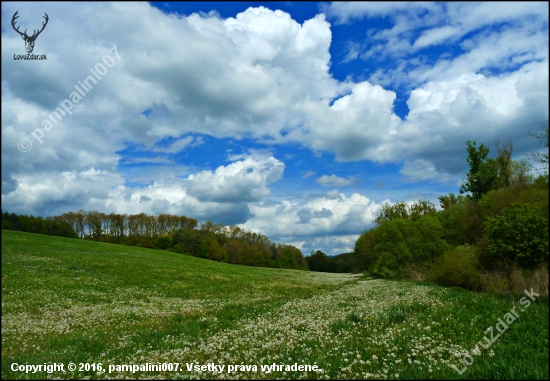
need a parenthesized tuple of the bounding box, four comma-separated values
(2, 230, 548, 380)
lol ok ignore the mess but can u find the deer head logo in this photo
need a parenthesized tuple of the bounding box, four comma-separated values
(11, 10, 49, 54)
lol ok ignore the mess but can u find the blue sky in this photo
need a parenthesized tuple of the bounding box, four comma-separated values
(2, 2, 548, 254)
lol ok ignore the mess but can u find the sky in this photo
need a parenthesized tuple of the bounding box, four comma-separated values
(2, 2, 548, 255)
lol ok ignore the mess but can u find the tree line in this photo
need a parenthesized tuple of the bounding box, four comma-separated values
(306, 251, 355, 273)
(2, 212, 78, 238)
(1, 209, 308, 271)
(353, 126, 549, 294)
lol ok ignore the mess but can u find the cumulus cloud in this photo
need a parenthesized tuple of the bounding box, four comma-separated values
(397, 62, 549, 176)
(186, 156, 284, 203)
(291, 81, 401, 162)
(1, 155, 284, 225)
(1, 2, 548, 254)
(2, 3, 334, 214)
(240, 192, 380, 253)
(399, 159, 453, 182)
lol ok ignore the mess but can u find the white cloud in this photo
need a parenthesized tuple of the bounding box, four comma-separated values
(305, 235, 360, 255)
(240, 192, 381, 253)
(1, 2, 548, 255)
(1, 154, 284, 225)
(186, 156, 284, 203)
(412, 26, 461, 49)
(157, 136, 200, 153)
(291, 81, 401, 162)
(399, 159, 453, 182)
(323, 2, 440, 25)
(410, 28, 548, 84)
(123, 157, 176, 165)
(326, 1, 547, 94)
(391, 60, 548, 178)
(325, 189, 340, 199)
(316, 174, 356, 187)
(301, 171, 316, 179)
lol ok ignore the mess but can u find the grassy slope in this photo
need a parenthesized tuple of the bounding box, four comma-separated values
(1, 230, 548, 380)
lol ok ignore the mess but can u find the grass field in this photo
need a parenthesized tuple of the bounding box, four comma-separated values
(1, 230, 548, 380)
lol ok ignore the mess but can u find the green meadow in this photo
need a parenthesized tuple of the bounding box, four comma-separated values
(2, 230, 548, 380)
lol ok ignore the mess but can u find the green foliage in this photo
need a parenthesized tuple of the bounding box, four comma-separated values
(460, 140, 499, 200)
(437, 193, 467, 211)
(329, 252, 356, 273)
(526, 125, 549, 175)
(173, 242, 187, 255)
(407, 214, 451, 262)
(484, 202, 549, 269)
(155, 236, 173, 250)
(354, 228, 381, 271)
(353, 129, 548, 299)
(19, 215, 47, 234)
(356, 212, 451, 276)
(478, 187, 515, 219)
(2, 219, 14, 230)
(243, 242, 261, 266)
(371, 246, 409, 278)
(274, 244, 308, 270)
(226, 240, 244, 264)
(2, 210, 78, 239)
(374, 200, 436, 225)
(46, 220, 79, 238)
(427, 245, 482, 290)
(172, 228, 197, 255)
(2, 211, 23, 230)
(438, 198, 484, 246)
(534, 174, 549, 190)
(197, 234, 223, 261)
(139, 239, 156, 249)
(509, 159, 534, 190)
(307, 250, 330, 272)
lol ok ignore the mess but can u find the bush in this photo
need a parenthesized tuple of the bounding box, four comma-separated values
(172, 228, 197, 256)
(427, 245, 482, 290)
(174, 243, 188, 254)
(307, 250, 330, 272)
(484, 202, 549, 269)
(139, 239, 156, 249)
(2, 219, 14, 230)
(155, 236, 173, 250)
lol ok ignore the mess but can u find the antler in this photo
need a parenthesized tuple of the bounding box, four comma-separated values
(11, 11, 49, 40)
(11, 10, 26, 37)
(29, 13, 49, 39)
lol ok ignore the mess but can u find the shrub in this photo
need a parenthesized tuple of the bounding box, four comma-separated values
(427, 245, 481, 290)
(139, 239, 156, 249)
(174, 243, 188, 254)
(197, 235, 223, 261)
(2, 219, 14, 230)
(172, 228, 197, 256)
(484, 202, 549, 269)
(155, 236, 173, 250)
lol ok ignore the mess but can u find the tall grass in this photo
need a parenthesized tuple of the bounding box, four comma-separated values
(479, 265, 549, 297)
